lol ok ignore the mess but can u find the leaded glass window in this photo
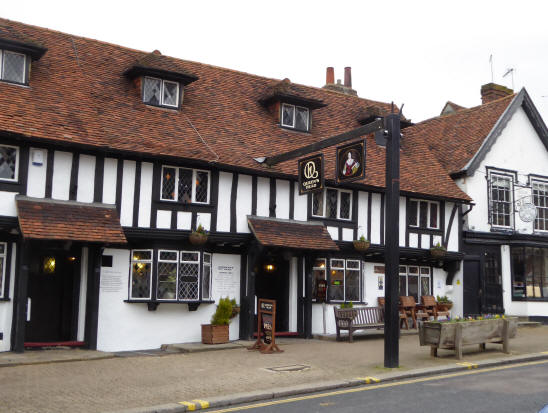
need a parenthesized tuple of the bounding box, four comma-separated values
(312, 258, 326, 299)
(311, 188, 352, 220)
(0, 145, 18, 181)
(345, 260, 360, 301)
(398, 265, 431, 304)
(0, 242, 5, 299)
(160, 166, 210, 204)
(179, 251, 200, 300)
(326, 189, 338, 219)
(490, 174, 512, 227)
(339, 191, 351, 220)
(281, 103, 310, 131)
(1, 50, 26, 84)
(157, 250, 178, 300)
(295, 106, 309, 130)
(162, 80, 179, 107)
(533, 180, 548, 232)
(312, 191, 324, 217)
(408, 199, 439, 229)
(202, 252, 212, 300)
(143, 76, 179, 108)
(130, 250, 152, 299)
(328, 259, 345, 301)
(281, 103, 294, 127)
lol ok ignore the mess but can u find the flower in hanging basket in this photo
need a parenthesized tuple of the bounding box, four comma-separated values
(430, 242, 446, 258)
(353, 235, 370, 252)
(189, 224, 208, 246)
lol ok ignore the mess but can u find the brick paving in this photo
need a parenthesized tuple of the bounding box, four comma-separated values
(1, 327, 547, 413)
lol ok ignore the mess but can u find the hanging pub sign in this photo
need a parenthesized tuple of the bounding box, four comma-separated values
(298, 154, 324, 195)
(336, 140, 366, 183)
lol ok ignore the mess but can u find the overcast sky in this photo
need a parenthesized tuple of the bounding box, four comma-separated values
(2, 0, 548, 123)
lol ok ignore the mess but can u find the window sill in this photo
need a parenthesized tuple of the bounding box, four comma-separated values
(309, 216, 353, 224)
(155, 200, 212, 208)
(143, 102, 180, 111)
(280, 125, 310, 133)
(124, 299, 215, 311)
(511, 297, 548, 302)
(0, 297, 11, 302)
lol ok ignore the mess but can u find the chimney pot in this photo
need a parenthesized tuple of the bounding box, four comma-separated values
(344, 67, 352, 88)
(326, 67, 334, 85)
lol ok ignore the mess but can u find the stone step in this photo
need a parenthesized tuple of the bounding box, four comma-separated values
(517, 321, 542, 328)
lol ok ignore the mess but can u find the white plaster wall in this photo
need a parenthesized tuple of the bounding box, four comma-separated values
(256, 177, 270, 217)
(217, 172, 232, 232)
(177, 212, 192, 230)
(357, 191, 368, 239)
(0, 192, 17, 216)
(446, 266, 463, 318)
(97, 250, 240, 352)
(289, 257, 298, 332)
(120, 160, 136, 226)
(138, 162, 153, 228)
(312, 303, 338, 335)
(421, 234, 430, 249)
(446, 203, 459, 252)
(465, 106, 548, 233)
(51, 151, 72, 200)
(76, 154, 96, 203)
(236, 174, 252, 233)
(0, 243, 16, 351)
(102, 158, 118, 204)
(27, 148, 47, 198)
(196, 213, 211, 231)
(363, 262, 384, 308)
(399, 197, 406, 247)
(156, 210, 172, 229)
(275, 179, 290, 219)
(409, 233, 419, 248)
(370, 193, 382, 244)
(327, 226, 338, 240)
(342, 228, 353, 242)
(293, 183, 307, 221)
(77, 247, 88, 341)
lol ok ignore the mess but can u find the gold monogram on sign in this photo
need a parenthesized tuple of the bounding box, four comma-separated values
(304, 160, 319, 179)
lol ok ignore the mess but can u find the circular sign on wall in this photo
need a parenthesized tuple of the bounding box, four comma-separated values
(518, 202, 537, 222)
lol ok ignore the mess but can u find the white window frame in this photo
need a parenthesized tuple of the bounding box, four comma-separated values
(143, 76, 179, 108)
(0, 50, 26, 85)
(160, 166, 211, 204)
(202, 252, 212, 300)
(312, 258, 327, 302)
(345, 259, 361, 302)
(329, 258, 346, 302)
(399, 265, 431, 303)
(157, 249, 179, 301)
(311, 188, 352, 221)
(129, 249, 153, 300)
(532, 178, 548, 232)
(488, 171, 514, 229)
(0, 144, 19, 182)
(281, 103, 309, 131)
(409, 199, 440, 230)
(0, 242, 6, 299)
(179, 250, 201, 302)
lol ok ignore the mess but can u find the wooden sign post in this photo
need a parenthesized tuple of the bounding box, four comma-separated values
(248, 298, 283, 354)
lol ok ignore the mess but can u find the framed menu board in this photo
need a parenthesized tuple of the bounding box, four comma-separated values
(247, 298, 283, 354)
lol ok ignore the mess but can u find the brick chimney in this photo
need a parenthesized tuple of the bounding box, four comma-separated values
(481, 83, 513, 104)
(323, 67, 357, 96)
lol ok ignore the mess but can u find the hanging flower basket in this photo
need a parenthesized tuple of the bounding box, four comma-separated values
(189, 224, 208, 246)
(353, 239, 370, 252)
(430, 245, 446, 258)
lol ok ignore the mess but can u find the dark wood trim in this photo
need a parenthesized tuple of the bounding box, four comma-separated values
(93, 155, 104, 203)
(297, 255, 304, 336)
(352, 189, 359, 240)
(367, 192, 372, 242)
(380, 192, 385, 245)
(84, 246, 101, 350)
(209, 170, 219, 233)
(171, 209, 178, 230)
(132, 161, 142, 228)
(190, 211, 197, 231)
(44, 149, 54, 199)
(269, 178, 276, 217)
(230, 173, 239, 233)
(13, 239, 29, 352)
(304, 256, 313, 338)
(289, 180, 295, 220)
(115, 158, 124, 218)
(251, 175, 258, 216)
(440, 200, 446, 243)
(68, 152, 79, 201)
(18, 144, 29, 196)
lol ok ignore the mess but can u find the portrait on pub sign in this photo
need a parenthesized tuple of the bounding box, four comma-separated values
(336, 140, 365, 183)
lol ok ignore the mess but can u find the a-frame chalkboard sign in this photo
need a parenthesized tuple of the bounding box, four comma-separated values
(247, 298, 283, 354)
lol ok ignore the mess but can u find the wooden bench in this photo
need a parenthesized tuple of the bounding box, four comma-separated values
(334, 306, 384, 342)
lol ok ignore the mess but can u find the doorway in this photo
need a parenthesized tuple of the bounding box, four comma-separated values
(463, 259, 481, 316)
(25, 248, 80, 343)
(255, 255, 290, 332)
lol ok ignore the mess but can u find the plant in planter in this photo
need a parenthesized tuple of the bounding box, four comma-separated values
(430, 242, 446, 258)
(189, 224, 208, 246)
(436, 295, 453, 311)
(339, 301, 357, 319)
(229, 298, 240, 319)
(202, 297, 234, 344)
(353, 235, 370, 252)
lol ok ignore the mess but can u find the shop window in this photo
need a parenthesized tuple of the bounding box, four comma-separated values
(130, 250, 153, 299)
(0, 242, 6, 299)
(0, 144, 19, 182)
(489, 173, 513, 228)
(143, 76, 179, 108)
(511, 247, 548, 300)
(399, 265, 431, 303)
(532, 180, 548, 232)
(312, 188, 352, 220)
(0, 50, 27, 85)
(281, 103, 309, 131)
(160, 166, 210, 204)
(408, 199, 439, 229)
(328, 259, 362, 302)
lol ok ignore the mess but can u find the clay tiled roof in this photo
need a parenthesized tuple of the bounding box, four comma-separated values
(404, 95, 514, 175)
(248, 217, 338, 251)
(16, 196, 127, 244)
(0, 18, 469, 201)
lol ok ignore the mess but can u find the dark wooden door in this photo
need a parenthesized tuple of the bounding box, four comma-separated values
(255, 258, 290, 332)
(25, 252, 77, 343)
(463, 259, 481, 316)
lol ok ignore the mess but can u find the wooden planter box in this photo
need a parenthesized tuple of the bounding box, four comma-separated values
(201, 324, 229, 344)
(419, 317, 518, 359)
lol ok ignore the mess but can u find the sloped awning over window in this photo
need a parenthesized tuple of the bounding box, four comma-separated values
(16, 196, 127, 244)
(247, 216, 338, 251)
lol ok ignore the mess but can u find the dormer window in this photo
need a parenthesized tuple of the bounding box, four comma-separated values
(281, 103, 309, 131)
(0, 49, 27, 85)
(143, 76, 179, 108)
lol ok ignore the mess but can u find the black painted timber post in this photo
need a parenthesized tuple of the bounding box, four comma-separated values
(13, 239, 30, 353)
(304, 255, 313, 338)
(384, 112, 401, 368)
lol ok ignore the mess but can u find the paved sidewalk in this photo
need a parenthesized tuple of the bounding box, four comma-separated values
(1, 326, 547, 413)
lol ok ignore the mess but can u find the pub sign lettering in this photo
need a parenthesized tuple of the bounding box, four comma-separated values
(298, 154, 324, 195)
(336, 140, 366, 183)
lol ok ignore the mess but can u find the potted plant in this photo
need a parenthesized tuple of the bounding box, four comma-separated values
(202, 297, 234, 344)
(353, 235, 370, 252)
(430, 242, 446, 258)
(189, 224, 208, 246)
(229, 298, 240, 319)
(436, 295, 453, 311)
(339, 301, 357, 319)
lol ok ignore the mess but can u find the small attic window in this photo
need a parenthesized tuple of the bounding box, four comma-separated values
(143, 76, 179, 108)
(281, 103, 309, 131)
(0, 49, 27, 85)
